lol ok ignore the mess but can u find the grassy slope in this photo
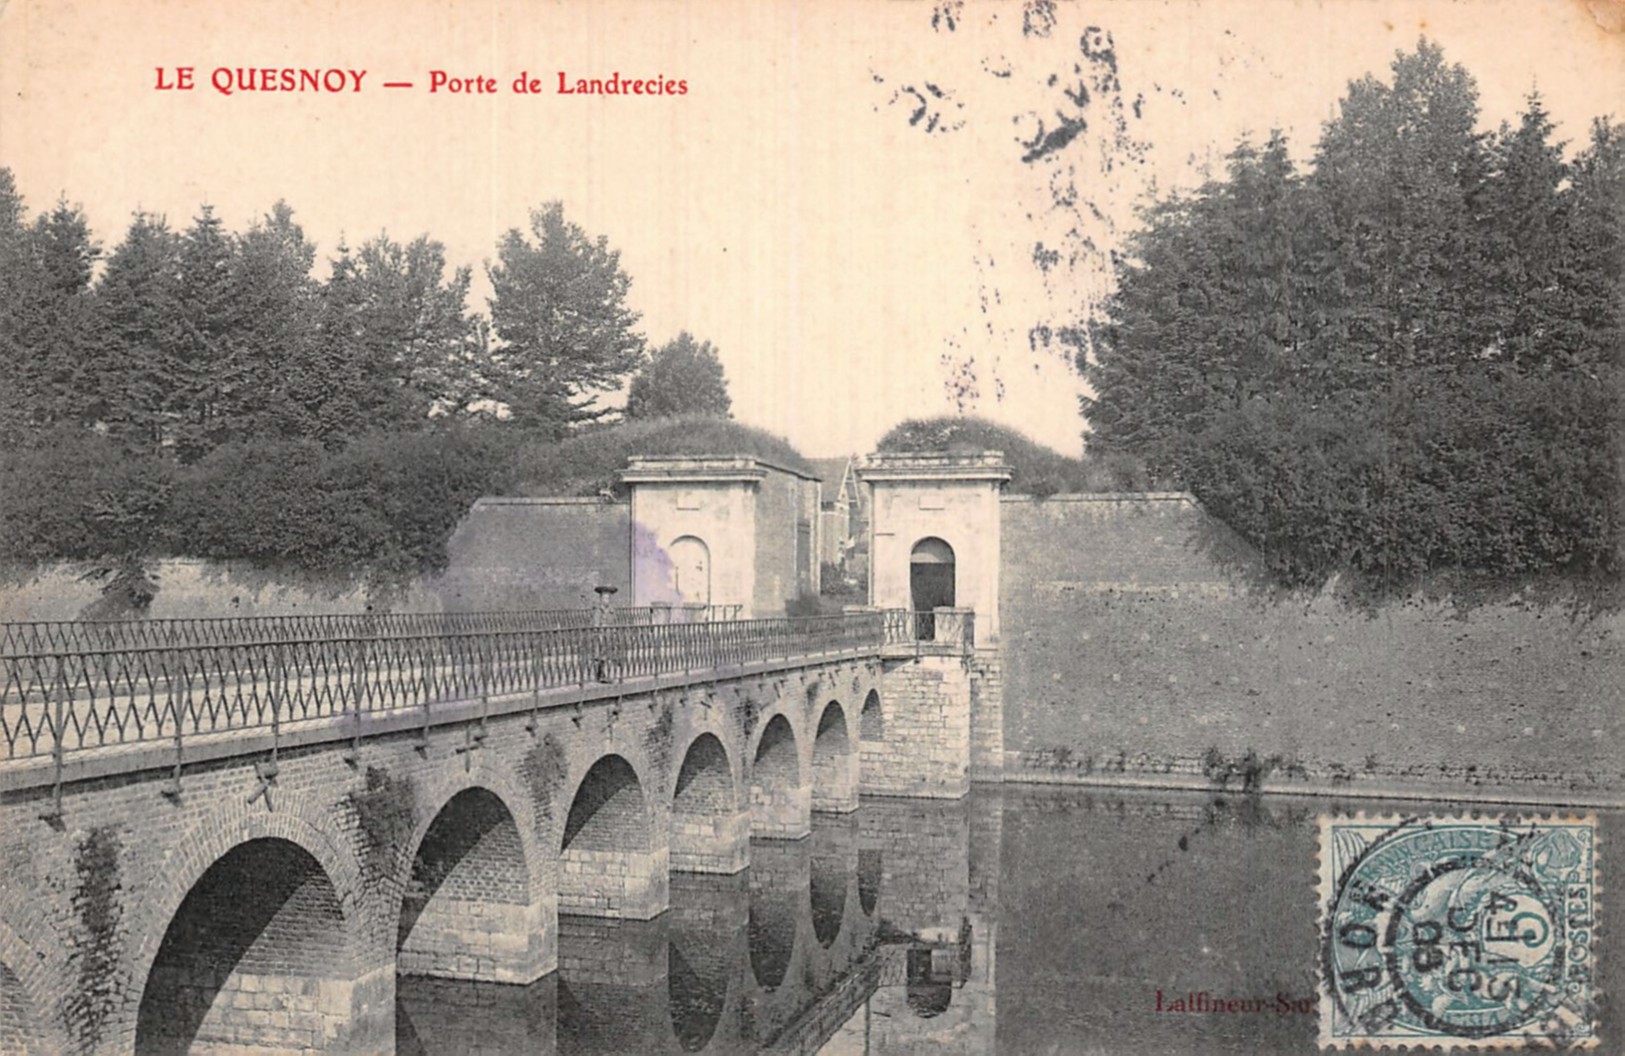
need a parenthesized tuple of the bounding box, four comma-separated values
(508, 415, 814, 498)
(875, 416, 1150, 496)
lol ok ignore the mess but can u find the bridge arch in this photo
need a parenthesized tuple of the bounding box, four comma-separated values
(859, 689, 883, 741)
(858, 846, 883, 917)
(746, 839, 808, 992)
(811, 700, 859, 813)
(666, 939, 732, 1052)
(133, 837, 364, 1055)
(809, 841, 848, 950)
(805, 813, 868, 996)
(560, 753, 667, 919)
(397, 776, 550, 984)
(749, 712, 808, 839)
(669, 731, 748, 874)
(0, 914, 69, 1056)
(666, 871, 748, 1053)
(123, 802, 372, 1055)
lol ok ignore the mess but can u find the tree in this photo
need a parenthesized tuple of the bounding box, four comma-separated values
(0, 189, 101, 440)
(319, 233, 479, 434)
(95, 211, 184, 451)
(1087, 133, 1305, 476)
(169, 206, 236, 458)
(1562, 118, 1625, 376)
(486, 202, 644, 434)
(1561, 119, 1625, 572)
(1085, 41, 1622, 598)
(1477, 95, 1569, 368)
(223, 202, 324, 443)
(625, 331, 732, 419)
(1304, 39, 1489, 375)
(0, 170, 28, 440)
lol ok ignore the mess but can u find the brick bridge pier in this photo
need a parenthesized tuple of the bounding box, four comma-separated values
(0, 611, 996, 1054)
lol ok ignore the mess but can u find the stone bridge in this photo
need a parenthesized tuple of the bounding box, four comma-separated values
(0, 612, 993, 1054)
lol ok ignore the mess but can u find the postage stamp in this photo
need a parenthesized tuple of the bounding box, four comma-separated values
(1318, 814, 1599, 1049)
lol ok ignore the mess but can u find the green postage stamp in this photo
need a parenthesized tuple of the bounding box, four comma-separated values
(1319, 814, 1599, 1049)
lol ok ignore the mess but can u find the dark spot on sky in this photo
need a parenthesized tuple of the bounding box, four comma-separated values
(1020, 114, 1088, 163)
(1081, 26, 1119, 77)
(1023, 0, 1057, 38)
(903, 87, 927, 126)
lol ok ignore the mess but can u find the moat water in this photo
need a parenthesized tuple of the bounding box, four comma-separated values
(395, 787, 1622, 1055)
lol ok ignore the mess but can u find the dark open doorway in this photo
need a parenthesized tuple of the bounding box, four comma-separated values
(909, 537, 955, 640)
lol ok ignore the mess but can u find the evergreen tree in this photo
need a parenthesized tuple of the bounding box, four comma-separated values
(0, 170, 35, 443)
(94, 212, 184, 450)
(1477, 95, 1569, 367)
(0, 193, 101, 438)
(171, 206, 236, 458)
(319, 233, 477, 433)
(486, 202, 644, 434)
(1306, 40, 1488, 373)
(626, 331, 732, 419)
(1562, 118, 1625, 376)
(1561, 119, 1625, 571)
(1086, 41, 1622, 596)
(1087, 134, 1304, 475)
(223, 202, 322, 442)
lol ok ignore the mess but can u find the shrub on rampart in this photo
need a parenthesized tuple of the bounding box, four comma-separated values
(876, 416, 1149, 495)
(0, 424, 515, 594)
(507, 414, 812, 498)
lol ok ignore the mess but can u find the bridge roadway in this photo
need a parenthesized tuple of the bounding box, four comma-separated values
(0, 610, 883, 764)
(0, 610, 978, 1054)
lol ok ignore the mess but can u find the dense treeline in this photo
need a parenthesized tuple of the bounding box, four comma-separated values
(0, 416, 798, 603)
(0, 179, 740, 596)
(0, 184, 737, 454)
(1086, 42, 1623, 599)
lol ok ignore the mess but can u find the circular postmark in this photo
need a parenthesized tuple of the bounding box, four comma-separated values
(1320, 817, 1594, 1045)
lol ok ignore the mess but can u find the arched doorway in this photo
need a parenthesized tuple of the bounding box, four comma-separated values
(669, 536, 711, 606)
(909, 537, 955, 640)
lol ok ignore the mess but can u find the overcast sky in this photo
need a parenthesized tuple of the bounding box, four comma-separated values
(3, 0, 1620, 456)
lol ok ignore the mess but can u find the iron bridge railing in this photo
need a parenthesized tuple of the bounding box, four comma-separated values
(0, 613, 882, 768)
(0, 605, 746, 657)
(878, 608, 976, 653)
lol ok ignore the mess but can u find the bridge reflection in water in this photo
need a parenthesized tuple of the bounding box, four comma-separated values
(393, 788, 1625, 1056)
(393, 793, 994, 1056)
